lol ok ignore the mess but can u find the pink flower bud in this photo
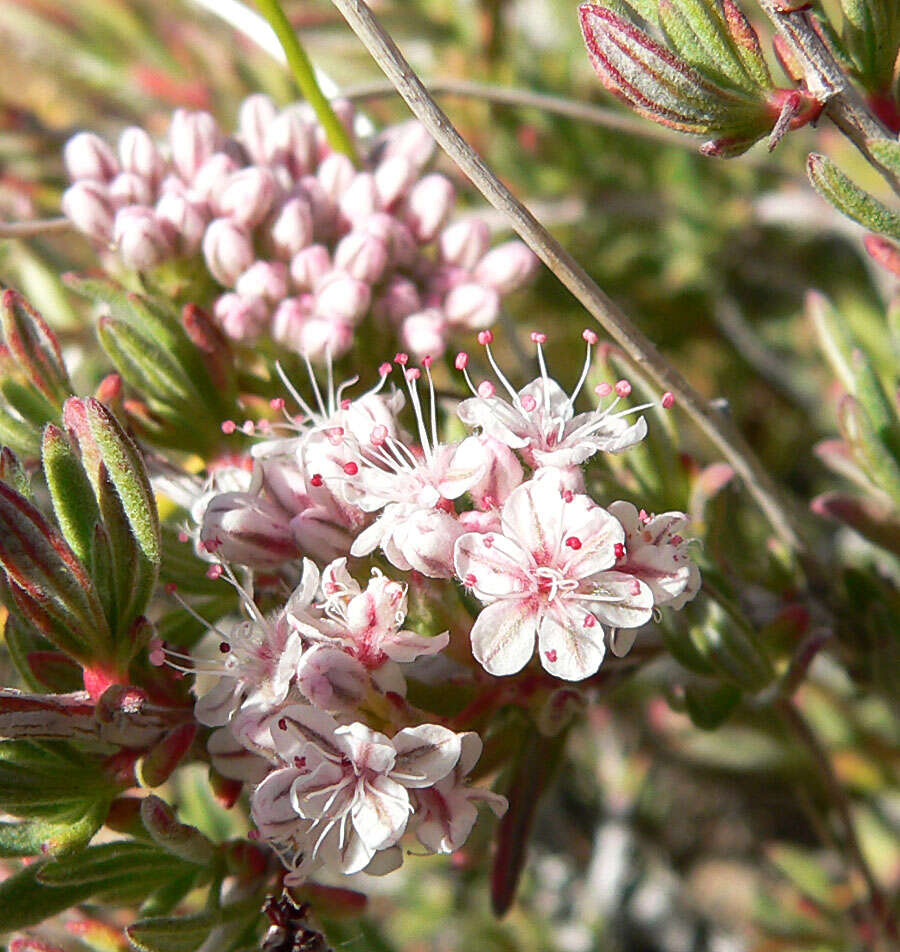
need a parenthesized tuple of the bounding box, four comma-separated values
(192, 152, 239, 206)
(333, 231, 389, 283)
(214, 292, 269, 341)
(200, 492, 298, 569)
(374, 275, 421, 324)
(113, 206, 173, 270)
(404, 173, 455, 242)
(155, 192, 209, 255)
(443, 282, 500, 330)
(118, 127, 165, 187)
(401, 308, 448, 359)
(298, 175, 337, 238)
(317, 152, 355, 202)
(235, 261, 289, 304)
(374, 155, 416, 209)
(61, 180, 114, 242)
(159, 174, 189, 197)
(457, 436, 524, 509)
(108, 171, 153, 208)
(271, 295, 314, 350)
(289, 509, 354, 563)
(381, 120, 436, 171)
(298, 315, 354, 360)
(357, 212, 415, 268)
(202, 218, 254, 286)
(314, 272, 371, 324)
(338, 172, 381, 225)
(64, 131, 118, 182)
(265, 106, 315, 178)
(238, 93, 278, 165)
(426, 263, 468, 298)
(290, 244, 332, 292)
(474, 240, 539, 293)
(169, 109, 221, 181)
(269, 195, 314, 259)
(217, 167, 277, 228)
(439, 219, 491, 269)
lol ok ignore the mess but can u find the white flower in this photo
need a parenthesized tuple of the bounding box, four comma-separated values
(456, 330, 649, 468)
(255, 705, 463, 875)
(454, 471, 653, 681)
(412, 732, 507, 854)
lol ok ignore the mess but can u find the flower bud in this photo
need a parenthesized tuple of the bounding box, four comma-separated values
(290, 244, 332, 292)
(155, 192, 209, 255)
(118, 127, 165, 187)
(333, 231, 389, 283)
(159, 173, 189, 197)
(427, 263, 468, 298)
(474, 240, 539, 293)
(455, 435, 523, 509)
(439, 219, 491, 269)
(374, 276, 421, 324)
(317, 152, 355, 202)
(297, 647, 368, 712)
(64, 131, 119, 182)
(191, 152, 239, 206)
(443, 282, 500, 330)
(298, 175, 337, 237)
(404, 173, 455, 242)
(374, 155, 416, 209)
(113, 206, 173, 270)
(272, 295, 314, 350)
(217, 166, 277, 228)
(381, 120, 436, 171)
(265, 106, 315, 178)
(235, 261, 289, 304)
(169, 109, 221, 180)
(314, 272, 371, 324)
(401, 308, 448, 359)
(238, 93, 278, 165)
(61, 181, 114, 242)
(202, 218, 254, 287)
(289, 509, 354, 563)
(108, 171, 153, 208)
(339, 172, 381, 225)
(298, 315, 354, 361)
(200, 492, 298, 569)
(214, 293, 269, 341)
(269, 195, 314, 259)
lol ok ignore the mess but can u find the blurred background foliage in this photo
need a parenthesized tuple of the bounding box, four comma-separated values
(0, 1, 897, 951)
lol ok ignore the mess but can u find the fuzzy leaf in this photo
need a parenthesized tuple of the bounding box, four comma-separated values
(37, 841, 191, 888)
(807, 153, 900, 239)
(0, 862, 96, 932)
(139, 795, 214, 864)
(867, 138, 900, 176)
(811, 491, 900, 555)
(839, 394, 900, 503)
(838, 0, 900, 91)
(0, 797, 108, 858)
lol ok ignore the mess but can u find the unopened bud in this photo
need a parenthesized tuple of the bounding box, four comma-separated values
(443, 282, 500, 330)
(191, 152, 239, 206)
(381, 120, 436, 170)
(474, 241, 539, 293)
(338, 172, 381, 225)
(298, 175, 337, 237)
(118, 127, 165, 187)
(272, 295, 314, 350)
(404, 173, 455, 243)
(317, 152, 356, 202)
(333, 231, 389, 283)
(265, 106, 315, 178)
(238, 93, 278, 165)
(235, 261, 289, 304)
(298, 315, 354, 361)
(155, 192, 209, 255)
(213, 293, 269, 341)
(315, 272, 371, 324)
(61, 181, 114, 242)
(290, 244, 332, 292)
(439, 219, 491, 269)
(169, 109, 221, 180)
(113, 206, 173, 270)
(217, 166, 277, 228)
(108, 171, 153, 208)
(202, 218, 254, 286)
(401, 308, 448, 359)
(374, 155, 416, 209)
(374, 275, 421, 323)
(64, 131, 119, 182)
(269, 195, 314, 259)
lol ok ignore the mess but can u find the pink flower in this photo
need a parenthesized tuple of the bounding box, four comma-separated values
(454, 472, 653, 680)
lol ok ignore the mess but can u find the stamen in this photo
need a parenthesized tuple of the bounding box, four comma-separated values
(661, 391, 675, 409)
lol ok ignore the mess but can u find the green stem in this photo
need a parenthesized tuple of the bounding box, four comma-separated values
(254, 0, 360, 164)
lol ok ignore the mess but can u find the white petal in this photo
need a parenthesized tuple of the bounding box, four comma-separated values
(559, 496, 622, 578)
(362, 844, 404, 876)
(276, 704, 342, 759)
(499, 477, 566, 564)
(194, 678, 241, 728)
(470, 598, 538, 676)
(382, 628, 450, 663)
(316, 819, 374, 875)
(609, 626, 638, 658)
(351, 774, 411, 850)
(582, 571, 654, 629)
(457, 731, 484, 777)
(335, 723, 396, 774)
(453, 531, 530, 601)
(537, 608, 606, 681)
(252, 768, 307, 839)
(392, 724, 462, 787)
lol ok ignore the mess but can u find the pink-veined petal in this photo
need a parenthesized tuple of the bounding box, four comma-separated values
(382, 628, 450, 663)
(470, 598, 538, 676)
(392, 724, 462, 787)
(335, 722, 396, 774)
(581, 571, 654, 629)
(351, 774, 411, 850)
(453, 531, 530, 601)
(499, 477, 567, 564)
(537, 608, 606, 681)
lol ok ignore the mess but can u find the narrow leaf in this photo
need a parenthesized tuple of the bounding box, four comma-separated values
(807, 152, 900, 239)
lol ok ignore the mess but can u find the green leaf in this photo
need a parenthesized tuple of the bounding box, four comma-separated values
(684, 679, 742, 729)
(807, 153, 900, 239)
(0, 797, 108, 858)
(127, 899, 263, 952)
(0, 861, 96, 932)
(868, 138, 900, 177)
(37, 841, 191, 888)
(838, 395, 900, 504)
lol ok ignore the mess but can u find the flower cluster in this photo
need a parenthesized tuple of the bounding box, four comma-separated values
(166, 331, 700, 883)
(61, 98, 538, 360)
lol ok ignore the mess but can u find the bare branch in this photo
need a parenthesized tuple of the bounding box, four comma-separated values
(328, 0, 813, 556)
